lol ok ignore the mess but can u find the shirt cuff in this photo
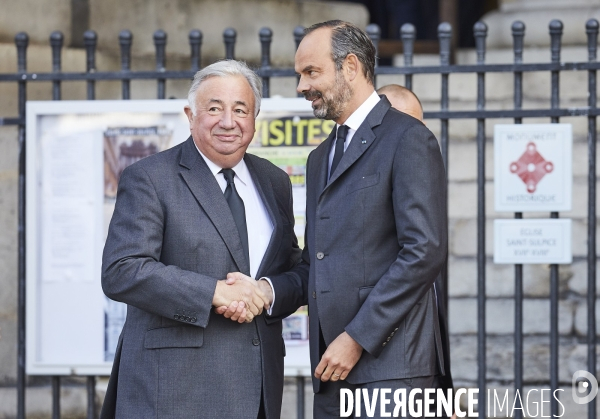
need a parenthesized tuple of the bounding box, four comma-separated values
(260, 277, 275, 316)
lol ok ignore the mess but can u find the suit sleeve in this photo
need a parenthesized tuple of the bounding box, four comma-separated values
(344, 124, 448, 358)
(267, 156, 311, 320)
(101, 163, 217, 328)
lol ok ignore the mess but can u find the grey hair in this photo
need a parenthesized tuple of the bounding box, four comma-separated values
(187, 60, 263, 117)
(304, 20, 376, 86)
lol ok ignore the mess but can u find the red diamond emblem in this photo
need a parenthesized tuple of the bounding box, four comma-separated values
(509, 142, 553, 194)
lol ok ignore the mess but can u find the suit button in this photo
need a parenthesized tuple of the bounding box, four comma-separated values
(382, 342, 387, 347)
(252, 338, 260, 346)
(386, 337, 391, 342)
(185, 316, 190, 322)
(312, 291, 316, 299)
(316, 252, 324, 260)
(394, 327, 398, 332)
(191, 317, 197, 323)
(390, 332, 395, 336)
(174, 315, 180, 320)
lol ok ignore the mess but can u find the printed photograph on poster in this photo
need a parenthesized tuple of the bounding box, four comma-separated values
(494, 123, 572, 212)
(282, 306, 309, 346)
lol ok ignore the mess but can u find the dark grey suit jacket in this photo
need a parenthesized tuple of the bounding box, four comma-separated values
(270, 96, 448, 392)
(100, 137, 302, 418)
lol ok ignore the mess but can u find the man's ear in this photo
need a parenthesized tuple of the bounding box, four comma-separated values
(184, 106, 194, 126)
(344, 54, 360, 82)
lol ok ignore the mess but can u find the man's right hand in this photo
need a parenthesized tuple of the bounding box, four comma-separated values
(212, 278, 270, 323)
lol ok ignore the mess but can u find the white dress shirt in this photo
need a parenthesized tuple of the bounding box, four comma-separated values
(195, 147, 273, 279)
(328, 90, 381, 178)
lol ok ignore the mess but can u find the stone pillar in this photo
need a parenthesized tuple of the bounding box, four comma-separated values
(483, 0, 600, 48)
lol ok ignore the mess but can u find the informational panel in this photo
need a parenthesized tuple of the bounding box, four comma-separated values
(494, 219, 572, 264)
(494, 124, 572, 212)
(26, 98, 318, 376)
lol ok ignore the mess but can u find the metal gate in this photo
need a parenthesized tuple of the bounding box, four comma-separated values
(0, 17, 598, 419)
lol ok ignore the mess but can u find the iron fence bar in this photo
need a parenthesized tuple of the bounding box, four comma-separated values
(373, 61, 600, 74)
(52, 376, 60, 419)
(119, 30, 132, 100)
(50, 30, 62, 417)
(292, 24, 306, 419)
(296, 376, 305, 419)
(438, 22, 451, 319)
(8, 60, 600, 82)
(87, 376, 96, 419)
(189, 30, 202, 73)
(400, 24, 415, 90)
(586, 18, 598, 419)
(84, 30, 97, 100)
(224, 28, 236, 60)
(5, 62, 600, 83)
(439, 22, 451, 172)
(259, 27, 272, 98)
(15, 31, 28, 419)
(512, 20, 525, 419)
(0, 118, 24, 126)
(474, 21, 487, 419)
(4, 108, 600, 127)
(154, 30, 167, 100)
(50, 31, 63, 101)
(548, 19, 563, 418)
(294, 26, 304, 98)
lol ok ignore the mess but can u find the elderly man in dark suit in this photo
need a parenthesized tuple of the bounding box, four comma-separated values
(230, 20, 450, 418)
(100, 60, 301, 419)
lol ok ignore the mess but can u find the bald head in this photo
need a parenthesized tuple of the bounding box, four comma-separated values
(377, 84, 423, 122)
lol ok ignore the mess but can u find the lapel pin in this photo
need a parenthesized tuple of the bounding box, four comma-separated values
(361, 139, 367, 144)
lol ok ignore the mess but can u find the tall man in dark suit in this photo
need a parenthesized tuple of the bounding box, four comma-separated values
(100, 60, 301, 419)
(229, 20, 449, 418)
(378, 83, 455, 415)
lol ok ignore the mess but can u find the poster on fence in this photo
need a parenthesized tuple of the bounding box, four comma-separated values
(26, 98, 318, 376)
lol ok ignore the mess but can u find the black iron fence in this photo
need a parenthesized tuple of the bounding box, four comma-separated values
(0, 17, 598, 419)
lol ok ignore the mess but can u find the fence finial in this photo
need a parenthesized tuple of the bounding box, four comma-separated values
(84, 30, 97, 72)
(438, 22, 452, 66)
(586, 19, 598, 62)
(223, 27, 237, 60)
(259, 27, 273, 68)
(511, 21, 526, 64)
(549, 20, 563, 63)
(400, 23, 415, 67)
(189, 29, 202, 72)
(15, 32, 28, 73)
(119, 30, 133, 71)
(294, 26, 305, 50)
(50, 31, 63, 72)
(366, 23, 380, 67)
(153, 30, 167, 71)
(474, 21, 488, 64)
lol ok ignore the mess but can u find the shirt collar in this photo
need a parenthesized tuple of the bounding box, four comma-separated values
(194, 142, 250, 186)
(339, 90, 381, 132)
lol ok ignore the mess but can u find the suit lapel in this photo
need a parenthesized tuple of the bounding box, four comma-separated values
(178, 137, 250, 274)
(244, 155, 282, 278)
(314, 128, 335, 197)
(320, 97, 391, 197)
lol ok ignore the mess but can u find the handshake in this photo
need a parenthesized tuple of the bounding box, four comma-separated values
(212, 272, 273, 323)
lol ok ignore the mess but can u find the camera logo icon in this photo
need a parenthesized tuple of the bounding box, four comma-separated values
(572, 370, 598, 404)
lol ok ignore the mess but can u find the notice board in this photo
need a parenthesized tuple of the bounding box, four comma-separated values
(26, 98, 317, 376)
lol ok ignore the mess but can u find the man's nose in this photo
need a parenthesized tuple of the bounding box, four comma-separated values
(219, 110, 235, 128)
(297, 76, 309, 95)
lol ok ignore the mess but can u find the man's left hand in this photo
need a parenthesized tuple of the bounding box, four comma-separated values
(315, 332, 363, 382)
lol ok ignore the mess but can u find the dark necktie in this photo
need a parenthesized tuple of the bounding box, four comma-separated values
(220, 168, 249, 264)
(330, 124, 349, 180)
